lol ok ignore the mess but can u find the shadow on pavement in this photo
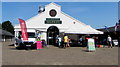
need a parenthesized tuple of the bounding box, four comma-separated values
(82, 50, 89, 52)
(8, 44, 14, 46)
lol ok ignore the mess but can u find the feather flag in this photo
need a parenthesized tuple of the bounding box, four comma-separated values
(115, 22, 119, 31)
(18, 18, 28, 41)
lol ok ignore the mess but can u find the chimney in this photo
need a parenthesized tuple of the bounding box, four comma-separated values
(38, 6, 45, 14)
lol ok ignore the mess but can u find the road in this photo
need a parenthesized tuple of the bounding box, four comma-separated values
(2, 42, 118, 65)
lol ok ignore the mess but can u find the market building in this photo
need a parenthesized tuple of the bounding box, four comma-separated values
(97, 22, 120, 46)
(14, 3, 103, 45)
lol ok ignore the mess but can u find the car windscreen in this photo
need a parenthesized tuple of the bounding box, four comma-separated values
(28, 32, 35, 38)
(18, 31, 35, 38)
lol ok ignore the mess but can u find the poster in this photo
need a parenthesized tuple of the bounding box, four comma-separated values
(88, 38, 96, 51)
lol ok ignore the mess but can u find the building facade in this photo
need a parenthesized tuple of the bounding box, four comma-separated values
(14, 3, 103, 45)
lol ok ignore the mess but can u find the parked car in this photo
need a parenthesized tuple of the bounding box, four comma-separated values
(112, 39, 118, 46)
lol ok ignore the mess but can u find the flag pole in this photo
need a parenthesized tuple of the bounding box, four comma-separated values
(104, 26, 110, 33)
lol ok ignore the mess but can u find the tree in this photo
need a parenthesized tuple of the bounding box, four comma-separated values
(2, 21, 14, 34)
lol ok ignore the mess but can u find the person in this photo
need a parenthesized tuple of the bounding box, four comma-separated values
(86, 36, 90, 49)
(57, 36, 62, 48)
(67, 38, 71, 48)
(42, 39, 47, 48)
(95, 37, 99, 47)
(79, 37, 82, 45)
(82, 36, 86, 47)
(107, 35, 112, 48)
(56, 35, 59, 46)
(37, 32, 42, 41)
(63, 35, 68, 49)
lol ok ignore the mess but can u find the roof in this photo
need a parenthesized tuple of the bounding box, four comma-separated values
(0, 29, 14, 36)
(97, 26, 120, 32)
(65, 25, 103, 34)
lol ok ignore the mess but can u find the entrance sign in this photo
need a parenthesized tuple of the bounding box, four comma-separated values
(87, 38, 96, 51)
(45, 18, 62, 24)
(18, 18, 28, 41)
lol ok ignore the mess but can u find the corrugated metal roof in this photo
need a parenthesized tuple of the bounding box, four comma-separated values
(0, 29, 14, 36)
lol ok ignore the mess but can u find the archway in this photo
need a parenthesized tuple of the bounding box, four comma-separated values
(47, 26, 59, 46)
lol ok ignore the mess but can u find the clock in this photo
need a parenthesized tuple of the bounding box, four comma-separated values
(49, 9, 57, 17)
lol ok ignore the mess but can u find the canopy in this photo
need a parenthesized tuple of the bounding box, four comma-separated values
(65, 25, 103, 34)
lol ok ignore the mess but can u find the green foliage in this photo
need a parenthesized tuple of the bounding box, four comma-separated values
(2, 21, 14, 34)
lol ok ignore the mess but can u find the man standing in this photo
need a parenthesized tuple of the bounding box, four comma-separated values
(107, 35, 112, 48)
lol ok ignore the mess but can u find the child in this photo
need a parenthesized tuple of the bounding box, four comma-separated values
(42, 39, 47, 48)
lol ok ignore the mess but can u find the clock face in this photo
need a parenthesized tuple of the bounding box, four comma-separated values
(49, 9, 57, 17)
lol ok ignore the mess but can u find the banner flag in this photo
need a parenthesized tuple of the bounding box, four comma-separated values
(18, 18, 28, 41)
(115, 22, 119, 31)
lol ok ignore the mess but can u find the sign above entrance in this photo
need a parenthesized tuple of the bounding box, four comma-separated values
(45, 18, 62, 24)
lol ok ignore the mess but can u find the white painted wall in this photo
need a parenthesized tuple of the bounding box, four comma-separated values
(14, 3, 103, 41)
(14, 3, 85, 32)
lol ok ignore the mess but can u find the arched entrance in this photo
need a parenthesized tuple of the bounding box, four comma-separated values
(47, 26, 59, 46)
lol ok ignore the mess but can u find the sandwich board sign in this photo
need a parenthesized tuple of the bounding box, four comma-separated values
(87, 38, 96, 51)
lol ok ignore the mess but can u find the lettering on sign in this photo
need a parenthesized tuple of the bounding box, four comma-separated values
(45, 18, 62, 24)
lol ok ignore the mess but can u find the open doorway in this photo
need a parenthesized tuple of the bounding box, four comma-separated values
(47, 26, 59, 46)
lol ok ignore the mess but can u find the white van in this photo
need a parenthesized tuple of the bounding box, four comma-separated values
(14, 31, 36, 49)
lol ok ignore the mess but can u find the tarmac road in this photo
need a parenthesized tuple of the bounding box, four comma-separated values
(2, 42, 118, 65)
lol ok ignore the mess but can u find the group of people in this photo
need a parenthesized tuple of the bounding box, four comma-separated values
(79, 35, 119, 48)
(37, 33, 119, 49)
(56, 35, 71, 49)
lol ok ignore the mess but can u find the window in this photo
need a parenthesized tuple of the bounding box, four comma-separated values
(49, 9, 57, 17)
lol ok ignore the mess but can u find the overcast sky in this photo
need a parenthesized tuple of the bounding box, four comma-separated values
(2, 2, 118, 29)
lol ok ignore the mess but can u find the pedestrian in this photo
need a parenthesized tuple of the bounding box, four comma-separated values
(86, 36, 90, 49)
(82, 36, 86, 47)
(95, 36, 99, 47)
(67, 38, 71, 48)
(56, 35, 59, 46)
(63, 35, 68, 49)
(58, 35, 62, 48)
(107, 35, 112, 48)
(79, 37, 82, 45)
(42, 39, 47, 48)
(37, 32, 41, 41)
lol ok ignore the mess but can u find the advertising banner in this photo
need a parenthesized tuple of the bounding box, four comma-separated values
(18, 18, 28, 41)
(88, 38, 96, 51)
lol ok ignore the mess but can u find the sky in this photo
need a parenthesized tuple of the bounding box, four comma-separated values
(2, 2, 118, 29)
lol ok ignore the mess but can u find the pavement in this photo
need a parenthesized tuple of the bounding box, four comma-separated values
(2, 42, 118, 65)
